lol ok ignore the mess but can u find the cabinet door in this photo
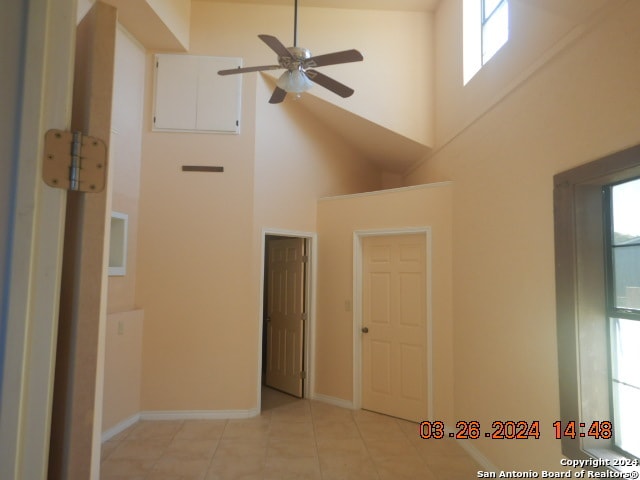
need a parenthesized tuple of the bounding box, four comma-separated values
(153, 54, 242, 134)
(154, 54, 199, 131)
(196, 56, 242, 133)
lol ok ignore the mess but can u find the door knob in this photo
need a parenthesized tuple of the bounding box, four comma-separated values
(361, 327, 369, 333)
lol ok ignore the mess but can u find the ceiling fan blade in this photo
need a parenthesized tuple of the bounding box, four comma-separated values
(218, 65, 281, 75)
(269, 87, 287, 104)
(304, 49, 363, 68)
(258, 34, 292, 59)
(305, 70, 354, 98)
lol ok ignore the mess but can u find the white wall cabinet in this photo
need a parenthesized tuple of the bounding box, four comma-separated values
(153, 54, 242, 134)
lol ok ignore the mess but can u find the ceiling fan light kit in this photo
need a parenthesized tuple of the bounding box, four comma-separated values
(277, 69, 313, 95)
(217, 0, 363, 104)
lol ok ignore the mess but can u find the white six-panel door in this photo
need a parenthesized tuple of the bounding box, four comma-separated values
(266, 238, 306, 397)
(361, 233, 428, 422)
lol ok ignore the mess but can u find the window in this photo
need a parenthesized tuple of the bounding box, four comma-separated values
(464, 0, 510, 84)
(554, 145, 640, 470)
(482, 0, 509, 64)
(605, 178, 640, 459)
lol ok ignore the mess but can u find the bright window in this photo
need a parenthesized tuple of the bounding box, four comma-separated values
(464, 0, 510, 84)
(554, 146, 640, 470)
(606, 178, 640, 459)
(482, 0, 509, 64)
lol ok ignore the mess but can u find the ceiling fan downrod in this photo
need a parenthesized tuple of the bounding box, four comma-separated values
(216, 0, 363, 104)
(293, 0, 298, 47)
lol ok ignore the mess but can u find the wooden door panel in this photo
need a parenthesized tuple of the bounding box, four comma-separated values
(400, 343, 423, 400)
(399, 273, 423, 327)
(361, 233, 428, 422)
(370, 340, 392, 394)
(266, 238, 305, 397)
(48, 3, 117, 479)
(369, 273, 391, 325)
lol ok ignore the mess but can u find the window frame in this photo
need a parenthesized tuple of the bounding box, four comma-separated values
(464, 0, 510, 84)
(554, 144, 640, 469)
(603, 183, 640, 320)
(603, 179, 640, 460)
(481, 0, 508, 65)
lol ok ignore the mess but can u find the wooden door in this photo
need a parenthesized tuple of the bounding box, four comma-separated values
(265, 238, 306, 397)
(49, 3, 117, 479)
(361, 234, 428, 422)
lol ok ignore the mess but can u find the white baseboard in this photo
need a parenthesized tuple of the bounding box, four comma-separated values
(102, 413, 140, 442)
(139, 408, 261, 421)
(101, 408, 260, 443)
(310, 392, 355, 410)
(444, 425, 500, 472)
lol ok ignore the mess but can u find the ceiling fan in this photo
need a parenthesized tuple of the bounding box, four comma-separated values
(217, 0, 363, 104)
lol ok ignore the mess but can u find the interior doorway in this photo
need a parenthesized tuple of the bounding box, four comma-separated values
(353, 228, 433, 422)
(260, 230, 316, 408)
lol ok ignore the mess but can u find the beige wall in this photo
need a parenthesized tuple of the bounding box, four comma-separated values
(188, 1, 434, 146)
(92, 1, 640, 471)
(136, 70, 259, 411)
(295, 6, 435, 146)
(135, 1, 390, 413)
(146, 0, 191, 49)
(435, 0, 610, 148)
(102, 25, 146, 433)
(253, 75, 383, 234)
(406, 0, 640, 470)
(102, 310, 143, 432)
(107, 25, 145, 314)
(315, 184, 453, 422)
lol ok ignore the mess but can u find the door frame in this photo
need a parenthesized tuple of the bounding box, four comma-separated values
(257, 228, 317, 409)
(0, 0, 75, 478)
(352, 227, 434, 420)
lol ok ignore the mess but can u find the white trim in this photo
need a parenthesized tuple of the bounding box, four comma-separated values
(352, 227, 434, 420)
(140, 409, 260, 421)
(310, 393, 355, 410)
(318, 182, 452, 202)
(108, 211, 128, 276)
(257, 228, 318, 412)
(101, 413, 141, 443)
(444, 426, 500, 472)
(0, 0, 75, 479)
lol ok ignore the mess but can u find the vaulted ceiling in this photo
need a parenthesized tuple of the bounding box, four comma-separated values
(199, 0, 441, 12)
(108, 0, 613, 177)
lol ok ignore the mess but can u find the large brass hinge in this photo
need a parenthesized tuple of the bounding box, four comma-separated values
(42, 129, 107, 192)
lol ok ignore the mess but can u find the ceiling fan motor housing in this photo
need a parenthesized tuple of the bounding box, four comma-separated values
(280, 46, 312, 71)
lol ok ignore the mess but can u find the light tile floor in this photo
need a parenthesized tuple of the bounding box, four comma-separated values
(101, 388, 481, 480)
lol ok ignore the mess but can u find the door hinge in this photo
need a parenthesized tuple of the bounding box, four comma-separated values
(302, 255, 309, 263)
(300, 371, 306, 380)
(43, 129, 107, 193)
(301, 313, 308, 321)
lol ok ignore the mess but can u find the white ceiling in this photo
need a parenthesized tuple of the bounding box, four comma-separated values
(197, 0, 441, 12)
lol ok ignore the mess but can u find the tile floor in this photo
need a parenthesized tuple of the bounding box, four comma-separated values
(100, 388, 481, 480)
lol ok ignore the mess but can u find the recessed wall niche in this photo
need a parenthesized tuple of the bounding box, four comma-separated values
(109, 211, 128, 276)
